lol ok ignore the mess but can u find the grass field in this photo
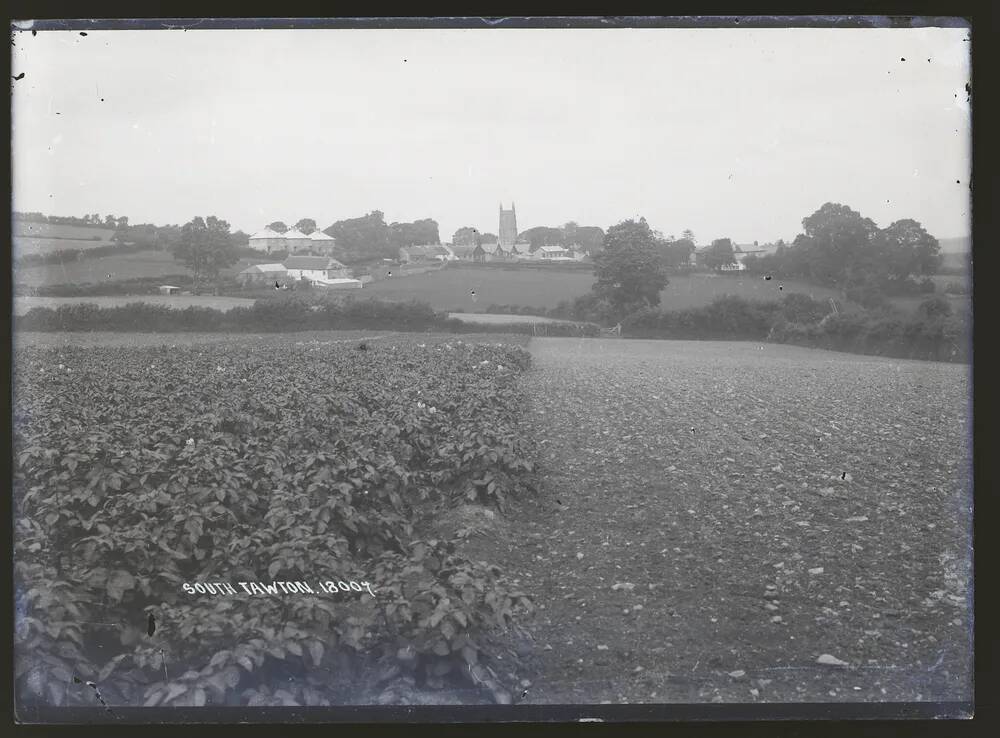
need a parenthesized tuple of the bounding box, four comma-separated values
(13, 222, 118, 259)
(14, 250, 271, 287)
(363, 266, 857, 312)
(363, 265, 596, 310)
(446, 312, 574, 325)
(13, 221, 116, 240)
(13, 295, 257, 315)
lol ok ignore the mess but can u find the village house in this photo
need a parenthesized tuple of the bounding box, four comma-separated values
(733, 241, 778, 265)
(472, 242, 511, 262)
(534, 245, 574, 261)
(399, 244, 452, 263)
(448, 243, 477, 261)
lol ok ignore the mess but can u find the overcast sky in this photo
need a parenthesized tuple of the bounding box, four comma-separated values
(12, 26, 971, 244)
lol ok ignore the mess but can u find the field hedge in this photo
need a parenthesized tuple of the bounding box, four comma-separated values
(16, 242, 150, 268)
(18, 275, 196, 298)
(15, 296, 601, 337)
(14, 341, 537, 707)
(619, 294, 970, 363)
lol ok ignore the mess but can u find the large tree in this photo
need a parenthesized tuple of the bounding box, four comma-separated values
(452, 227, 496, 246)
(267, 221, 289, 233)
(520, 226, 565, 250)
(593, 217, 669, 311)
(389, 218, 440, 248)
(798, 202, 880, 286)
(324, 210, 392, 263)
(294, 218, 317, 235)
(660, 237, 696, 267)
(171, 215, 239, 285)
(876, 218, 942, 284)
(700, 238, 737, 270)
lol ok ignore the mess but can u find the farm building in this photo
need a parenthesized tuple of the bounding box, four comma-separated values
(283, 255, 352, 283)
(248, 227, 287, 254)
(158, 285, 181, 295)
(307, 229, 338, 255)
(282, 228, 313, 254)
(399, 244, 452, 263)
(236, 263, 290, 286)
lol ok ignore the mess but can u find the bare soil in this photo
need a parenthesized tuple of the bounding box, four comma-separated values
(465, 337, 972, 705)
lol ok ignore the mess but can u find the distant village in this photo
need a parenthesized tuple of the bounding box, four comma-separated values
(238, 201, 783, 290)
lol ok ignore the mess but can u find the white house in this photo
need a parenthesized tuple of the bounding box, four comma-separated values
(282, 255, 357, 286)
(534, 245, 572, 261)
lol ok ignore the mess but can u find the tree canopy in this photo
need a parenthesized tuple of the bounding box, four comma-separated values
(741, 203, 941, 296)
(389, 218, 440, 248)
(171, 216, 239, 285)
(323, 211, 391, 263)
(592, 217, 669, 312)
(293, 218, 317, 235)
(267, 221, 289, 233)
(452, 227, 497, 246)
(699, 238, 737, 270)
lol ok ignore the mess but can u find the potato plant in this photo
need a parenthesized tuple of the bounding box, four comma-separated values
(13, 340, 535, 706)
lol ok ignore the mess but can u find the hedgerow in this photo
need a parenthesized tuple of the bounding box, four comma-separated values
(15, 296, 601, 337)
(13, 340, 536, 707)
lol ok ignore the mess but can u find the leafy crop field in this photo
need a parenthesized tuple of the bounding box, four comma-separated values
(13, 338, 538, 707)
(14, 250, 270, 288)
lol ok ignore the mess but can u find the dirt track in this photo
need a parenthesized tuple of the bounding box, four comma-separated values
(484, 337, 972, 704)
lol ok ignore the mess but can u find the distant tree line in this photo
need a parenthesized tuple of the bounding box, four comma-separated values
(313, 211, 440, 264)
(740, 203, 942, 306)
(14, 211, 128, 229)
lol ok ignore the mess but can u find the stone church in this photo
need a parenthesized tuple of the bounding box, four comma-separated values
(498, 202, 518, 248)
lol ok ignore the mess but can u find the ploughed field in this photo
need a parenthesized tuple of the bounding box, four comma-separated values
(13, 336, 539, 708)
(485, 338, 972, 704)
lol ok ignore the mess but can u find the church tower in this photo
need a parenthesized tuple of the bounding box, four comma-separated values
(498, 202, 518, 248)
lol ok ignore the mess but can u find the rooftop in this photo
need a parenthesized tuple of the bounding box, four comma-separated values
(283, 255, 347, 270)
(249, 227, 284, 240)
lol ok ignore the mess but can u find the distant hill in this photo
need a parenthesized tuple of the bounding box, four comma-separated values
(937, 236, 971, 253)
